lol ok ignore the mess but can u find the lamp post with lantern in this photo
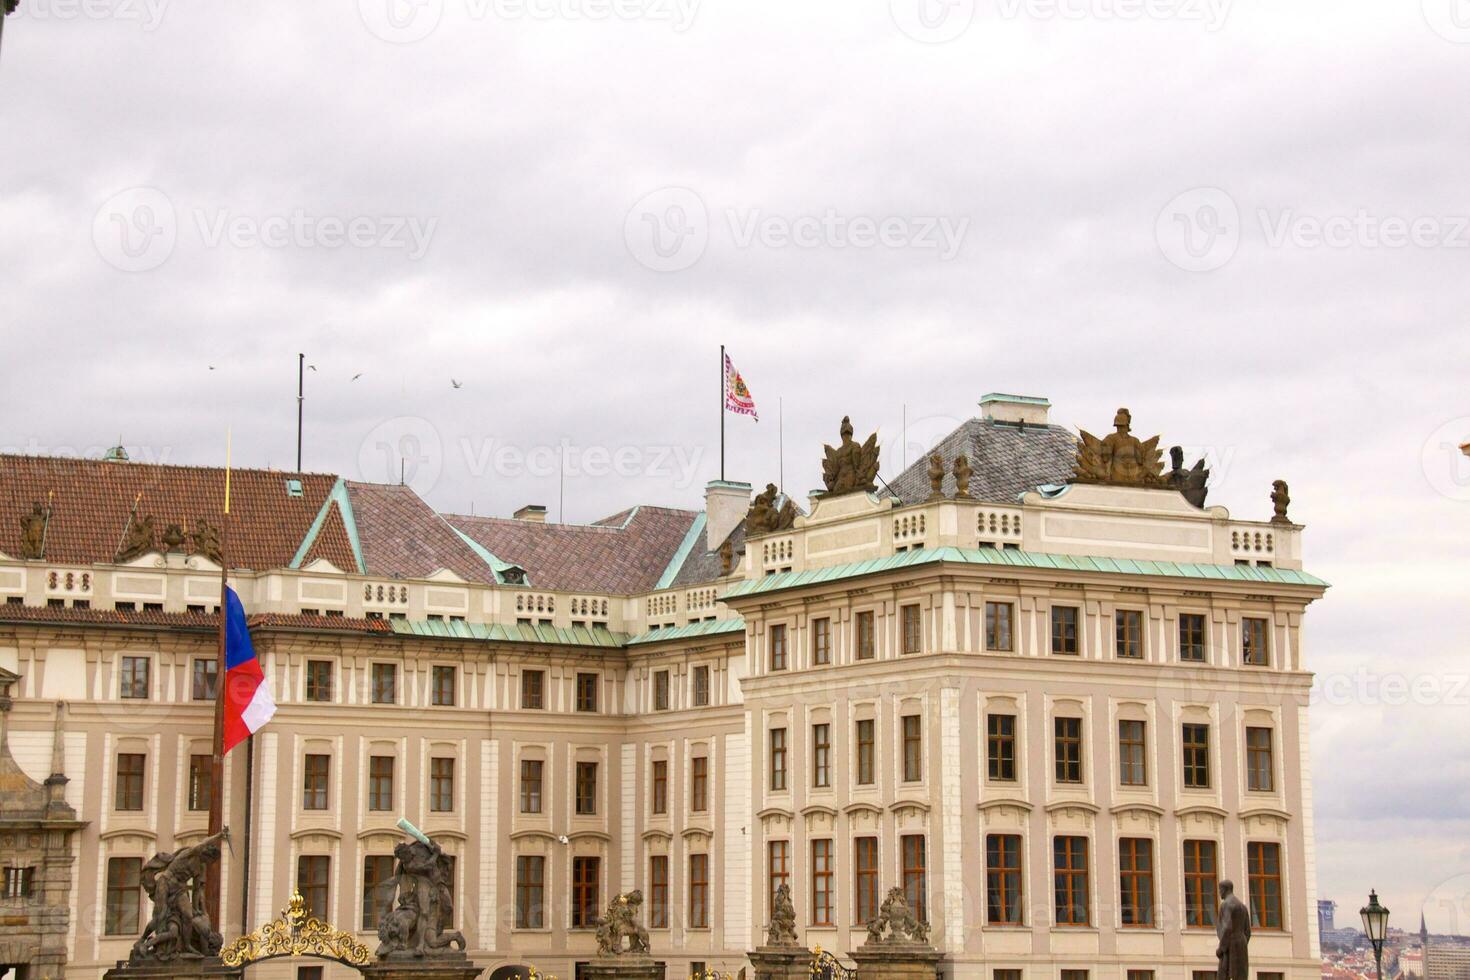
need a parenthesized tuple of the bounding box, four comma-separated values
(1361, 890, 1391, 980)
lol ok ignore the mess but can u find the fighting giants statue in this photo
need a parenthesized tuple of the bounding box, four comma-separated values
(376, 834, 467, 959)
(747, 483, 798, 535)
(595, 891, 651, 956)
(1216, 880, 1251, 980)
(863, 886, 930, 946)
(129, 830, 229, 963)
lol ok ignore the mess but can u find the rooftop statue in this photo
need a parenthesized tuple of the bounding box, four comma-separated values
(129, 829, 229, 963)
(191, 519, 223, 565)
(747, 483, 798, 536)
(595, 890, 651, 956)
(117, 514, 156, 563)
(821, 416, 880, 495)
(1073, 408, 1167, 488)
(1270, 480, 1292, 524)
(1166, 445, 1210, 508)
(927, 454, 945, 499)
(18, 501, 45, 559)
(952, 454, 972, 498)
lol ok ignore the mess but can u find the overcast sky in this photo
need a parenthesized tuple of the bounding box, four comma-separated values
(3, 0, 1469, 936)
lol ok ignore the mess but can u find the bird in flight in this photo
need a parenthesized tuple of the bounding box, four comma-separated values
(451, 379, 463, 389)
(351, 373, 364, 381)
(307, 364, 317, 372)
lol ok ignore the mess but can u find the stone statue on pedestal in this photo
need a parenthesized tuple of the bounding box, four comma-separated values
(129, 830, 229, 963)
(375, 836, 466, 959)
(747, 484, 798, 535)
(864, 887, 930, 946)
(952, 455, 972, 498)
(1165, 446, 1210, 508)
(765, 882, 798, 946)
(595, 891, 651, 956)
(821, 417, 880, 495)
(1073, 408, 1167, 488)
(1216, 880, 1251, 980)
(1270, 480, 1292, 524)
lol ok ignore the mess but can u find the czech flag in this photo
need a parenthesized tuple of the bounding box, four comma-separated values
(222, 586, 275, 754)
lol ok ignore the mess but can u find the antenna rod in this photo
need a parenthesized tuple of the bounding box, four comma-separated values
(296, 353, 305, 471)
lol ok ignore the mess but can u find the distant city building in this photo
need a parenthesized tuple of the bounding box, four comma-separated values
(1321, 900, 1339, 938)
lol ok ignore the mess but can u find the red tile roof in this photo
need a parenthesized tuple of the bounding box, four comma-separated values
(0, 455, 353, 571)
(346, 482, 497, 583)
(446, 506, 698, 594)
(0, 604, 393, 634)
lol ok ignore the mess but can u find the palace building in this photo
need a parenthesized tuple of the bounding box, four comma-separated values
(0, 393, 1327, 980)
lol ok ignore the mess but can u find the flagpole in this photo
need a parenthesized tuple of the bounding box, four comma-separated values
(206, 431, 233, 930)
(719, 344, 725, 482)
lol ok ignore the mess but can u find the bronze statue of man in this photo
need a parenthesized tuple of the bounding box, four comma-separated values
(1216, 879, 1251, 980)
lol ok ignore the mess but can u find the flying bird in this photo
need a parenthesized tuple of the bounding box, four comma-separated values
(307, 364, 317, 372)
(451, 379, 463, 389)
(351, 373, 364, 381)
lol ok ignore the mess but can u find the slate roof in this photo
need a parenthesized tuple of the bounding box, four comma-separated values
(346, 482, 499, 584)
(668, 517, 747, 588)
(887, 418, 1077, 504)
(0, 454, 352, 571)
(445, 506, 699, 594)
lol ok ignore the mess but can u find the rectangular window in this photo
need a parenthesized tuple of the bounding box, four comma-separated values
(430, 757, 455, 812)
(1116, 609, 1144, 659)
(691, 756, 709, 812)
(1053, 836, 1089, 926)
(901, 604, 921, 654)
(1246, 727, 1274, 792)
(987, 714, 1016, 782)
(770, 624, 788, 670)
(649, 855, 669, 928)
(520, 670, 545, 710)
(572, 856, 601, 928)
(654, 670, 670, 711)
(901, 835, 927, 923)
(692, 665, 710, 706)
(986, 833, 1023, 925)
(1118, 719, 1147, 787)
(770, 728, 788, 791)
(368, 756, 394, 811)
(576, 672, 599, 712)
(813, 617, 832, 665)
(855, 719, 875, 785)
(297, 855, 330, 919)
(191, 658, 217, 700)
(995, 972, 1023, 980)
(1182, 723, 1211, 789)
(1247, 841, 1283, 929)
(305, 660, 333, 702)
(985, 601, 1014, 651)
(813, 724, 831, 788)
(1179, 613, 1207, 662)
(1118, 837, 1155, 927)
(120, 656, 150, 699)
(1243, 617, 1270, 666)
(902, 714, 922, 782)
(1054, 717, 1083, 784)
(1183, 839, 1218, 928)
(1128, 972, 1155, 980)
(1061, 972, 1090, 980)
(3, 866, 34, 900)
(115, 753, 145, 810)
(651, 759, 668, 814)
(575, 761, 598, 815)
(1052, 605, 1079, 655)
(432, 665, 456, 706)
(520, 759, 543, 813)
(856, 610, 876, 659)
(371, 663, 397, 704)
(515, 855, 545, 928)
(362, 855, 396, 930)
(689, 853, 709, 928)
(188, 754, 212, 811)
(105, 857, 142, 934)
(303, 754, 330, 810)
(811, 839, 834, 926)
(855, 837, 879, 924)
(768, 840, 790, 917)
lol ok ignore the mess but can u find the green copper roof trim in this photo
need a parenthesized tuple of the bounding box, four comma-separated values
(389, 617, 627, 647)
(980, 392, 1051, 406)
(290, 478, 365, 574)
(655, 513, 707, 591)
(450, 526, 525, 586)
(720, 547, 1329, 600)
(628, 616, 746, 646)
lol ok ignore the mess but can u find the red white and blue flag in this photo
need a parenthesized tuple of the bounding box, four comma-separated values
(724, 352, 759, 421)
(222, 586, 274, 754)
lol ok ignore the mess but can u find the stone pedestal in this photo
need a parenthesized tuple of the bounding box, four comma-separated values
(103, 957, 244, 979)
(582, 954, 666, 980)
(360, 952, 487, 980)
(849, 943, 943, 980)
(748, 945, 812, 980)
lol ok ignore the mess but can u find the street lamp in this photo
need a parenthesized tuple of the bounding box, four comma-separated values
(1361, 890, 1391, 980)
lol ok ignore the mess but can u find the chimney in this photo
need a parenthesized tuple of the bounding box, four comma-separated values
(979, 392, 1050, 426)
(704, 480, 751, 549)
(513, 504, 548, 523)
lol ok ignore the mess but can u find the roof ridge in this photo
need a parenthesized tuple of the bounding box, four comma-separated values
(0, 452, 340, 480)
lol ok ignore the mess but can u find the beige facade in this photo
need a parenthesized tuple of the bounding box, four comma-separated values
(0, 397, 1326, 980)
